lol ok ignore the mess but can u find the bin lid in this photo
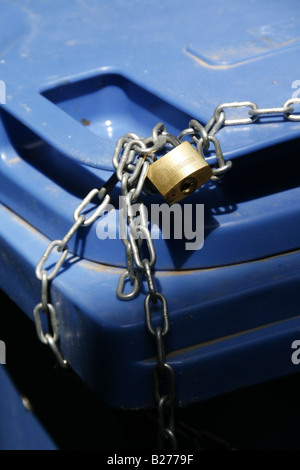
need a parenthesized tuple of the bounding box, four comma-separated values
(0, 0, 299, 269)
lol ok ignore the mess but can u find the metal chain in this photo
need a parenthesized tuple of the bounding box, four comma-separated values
(112, 127, 179, 448)
(145, 291, 177, 449)
(32, 96, 299, 448)
(33, 173, 118, 368)
(178, 97, 300, 180)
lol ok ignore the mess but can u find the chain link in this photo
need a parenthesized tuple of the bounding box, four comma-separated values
(32, 95, 299, 448)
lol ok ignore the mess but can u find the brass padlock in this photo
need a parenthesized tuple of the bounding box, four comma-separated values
(146, 141, 213, 204)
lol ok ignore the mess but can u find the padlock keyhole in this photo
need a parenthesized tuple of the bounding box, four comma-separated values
(180, 177, 197, 194)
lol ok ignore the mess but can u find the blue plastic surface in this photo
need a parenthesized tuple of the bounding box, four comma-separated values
(1, 1, 299, 169)
(1, 203, 300, 409)
(0, 1, 299, 270)
(0, 0, 299, 415)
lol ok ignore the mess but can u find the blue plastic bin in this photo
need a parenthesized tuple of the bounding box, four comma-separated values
(0, 0, 299, 419)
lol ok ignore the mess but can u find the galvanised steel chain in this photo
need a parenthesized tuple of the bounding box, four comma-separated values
(33, 97, 300, 447)
(33, 173, 118, 368)
(113, 126, 179, 448)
